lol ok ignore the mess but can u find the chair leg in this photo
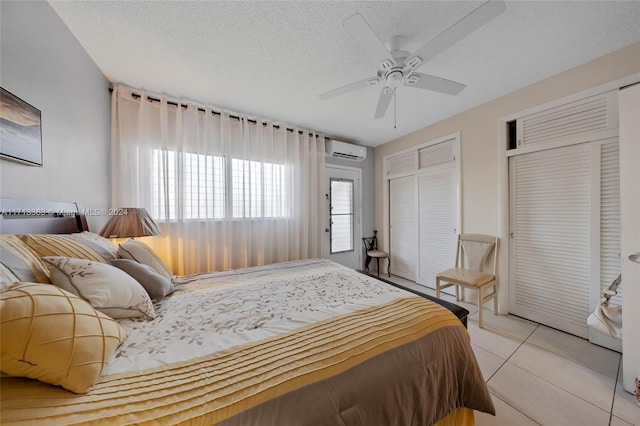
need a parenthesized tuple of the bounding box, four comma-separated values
(493, 286, 498, 315)
(455, 285, 460, 301)
(435, 277, 440, 298)
(387, 257, 390, 277)
(364, 255, 372, 273)
(376, 258, 380, 277)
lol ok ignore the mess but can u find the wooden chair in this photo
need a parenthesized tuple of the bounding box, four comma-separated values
(436, 234, 498, 328)
(362, 232, 390, 277)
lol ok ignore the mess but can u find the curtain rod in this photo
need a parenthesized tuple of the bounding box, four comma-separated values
(108, 87, 324, 138)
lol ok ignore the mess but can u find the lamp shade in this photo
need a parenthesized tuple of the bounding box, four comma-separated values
(99, 208, 161, 239)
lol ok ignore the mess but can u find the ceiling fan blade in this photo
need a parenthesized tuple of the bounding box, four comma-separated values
(343, 13, 395, 67)
(374, 87, 395, 119)
(406, 1, 506, 69)
(404, 72, 466, 95)
(319, 76, 379, 100)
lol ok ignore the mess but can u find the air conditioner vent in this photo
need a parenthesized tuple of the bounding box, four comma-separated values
(326, 140, 366, 161)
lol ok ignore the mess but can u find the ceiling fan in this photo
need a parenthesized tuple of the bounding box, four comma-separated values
(319, 1, 507, 119)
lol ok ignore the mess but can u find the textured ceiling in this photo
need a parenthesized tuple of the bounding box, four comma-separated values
(49, 1, 640, 147)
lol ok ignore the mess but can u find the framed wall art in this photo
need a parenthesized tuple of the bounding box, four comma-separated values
(0, 87, 43, 166)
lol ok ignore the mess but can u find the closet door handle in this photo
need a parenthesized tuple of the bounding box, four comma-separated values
(629, 252, 640, 263)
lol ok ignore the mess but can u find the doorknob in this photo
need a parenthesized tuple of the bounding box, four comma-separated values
(325, 228, 330, 233)
(629, 252, 640, 263)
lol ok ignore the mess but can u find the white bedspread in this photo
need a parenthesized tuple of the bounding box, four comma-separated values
(106, 259, 409, 375)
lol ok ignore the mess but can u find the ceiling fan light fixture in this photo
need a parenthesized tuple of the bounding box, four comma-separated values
(386, 69, 404, 88)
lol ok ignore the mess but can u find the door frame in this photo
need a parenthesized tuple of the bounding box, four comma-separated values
(324, 164, 363, 269)
(619, 82, 640, 393)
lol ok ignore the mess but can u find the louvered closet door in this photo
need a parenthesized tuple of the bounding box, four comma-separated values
(509, 143, 592, 338)
(589, 138, 622, 351)
(599, 140, 622, 307)
(390, 176, 417, 280)
(417, 168, 457, 291)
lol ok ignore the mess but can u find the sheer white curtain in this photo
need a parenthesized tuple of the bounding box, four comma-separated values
(110, 85, 325, 274)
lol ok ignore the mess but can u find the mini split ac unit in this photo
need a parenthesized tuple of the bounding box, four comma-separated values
(326, 140, 367, 161)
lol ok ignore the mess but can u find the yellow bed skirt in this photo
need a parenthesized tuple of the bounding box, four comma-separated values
(435, 407, 476, 426)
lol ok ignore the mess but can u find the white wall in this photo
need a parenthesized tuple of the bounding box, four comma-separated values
(0, 1, 111, 231)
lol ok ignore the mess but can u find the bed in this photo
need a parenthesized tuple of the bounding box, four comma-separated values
(0, 198, 494, 425)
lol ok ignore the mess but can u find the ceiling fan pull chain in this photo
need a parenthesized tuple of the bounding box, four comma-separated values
(394, 92, 397, 129)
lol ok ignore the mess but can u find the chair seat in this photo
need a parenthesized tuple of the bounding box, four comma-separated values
(367, 250, 388, 258)
(436, 268, 494, 287)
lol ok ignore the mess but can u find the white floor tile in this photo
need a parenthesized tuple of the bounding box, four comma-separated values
(467, 322, 523, 360)
(475, 393, 540, 426)
(612, 382, 640, 425)
(468, 309, 538, 340)
(472, 344, 505, 381)
(611, 415, 635, 426)
(509, 343, 616, 411)
(489, 362, 611, 426)
(527, 325, 620, 378)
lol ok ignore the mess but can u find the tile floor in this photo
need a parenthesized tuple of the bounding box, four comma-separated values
(386, 275, 639, 426)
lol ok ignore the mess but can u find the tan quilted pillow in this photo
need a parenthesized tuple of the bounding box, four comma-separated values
(0, 234, 50, 284)
(19, 232, 118, 264)
(0, 283, 127, 393)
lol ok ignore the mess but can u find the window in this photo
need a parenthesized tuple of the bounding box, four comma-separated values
(329, 179, 354, 253)
(232, 159, 288, 219)
(151, 149, 287, 221)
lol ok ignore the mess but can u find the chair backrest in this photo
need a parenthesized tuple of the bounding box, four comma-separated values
(455, 234, 498, 275)
(362, 236, 377, 252)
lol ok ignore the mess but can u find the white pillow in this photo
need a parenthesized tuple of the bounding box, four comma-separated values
(42, 257, 155, 320)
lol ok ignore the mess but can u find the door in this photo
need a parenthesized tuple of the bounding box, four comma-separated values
(509, 143, 592, 338)
(619, 83, 640, 394)
(389, 175, 417, 280)
(416, 167, 458, 292)
(324, 165, 362, 269)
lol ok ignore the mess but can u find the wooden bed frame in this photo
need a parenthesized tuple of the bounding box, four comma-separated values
(0, 198, 88, 234)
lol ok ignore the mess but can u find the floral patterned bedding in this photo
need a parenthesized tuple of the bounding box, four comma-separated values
(107, 259, 408, 375)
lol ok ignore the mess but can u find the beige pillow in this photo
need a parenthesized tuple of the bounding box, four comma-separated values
(111, 259, 174, 300)
(19, 232, 118, 264)
(0, 283, 127, 394)
(0, 234, 50, 284)
(118, 240, 172, 280)
(43, 257, 155, 320)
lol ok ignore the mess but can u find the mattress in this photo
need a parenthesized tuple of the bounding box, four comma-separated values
(0, 259, 494, 425)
